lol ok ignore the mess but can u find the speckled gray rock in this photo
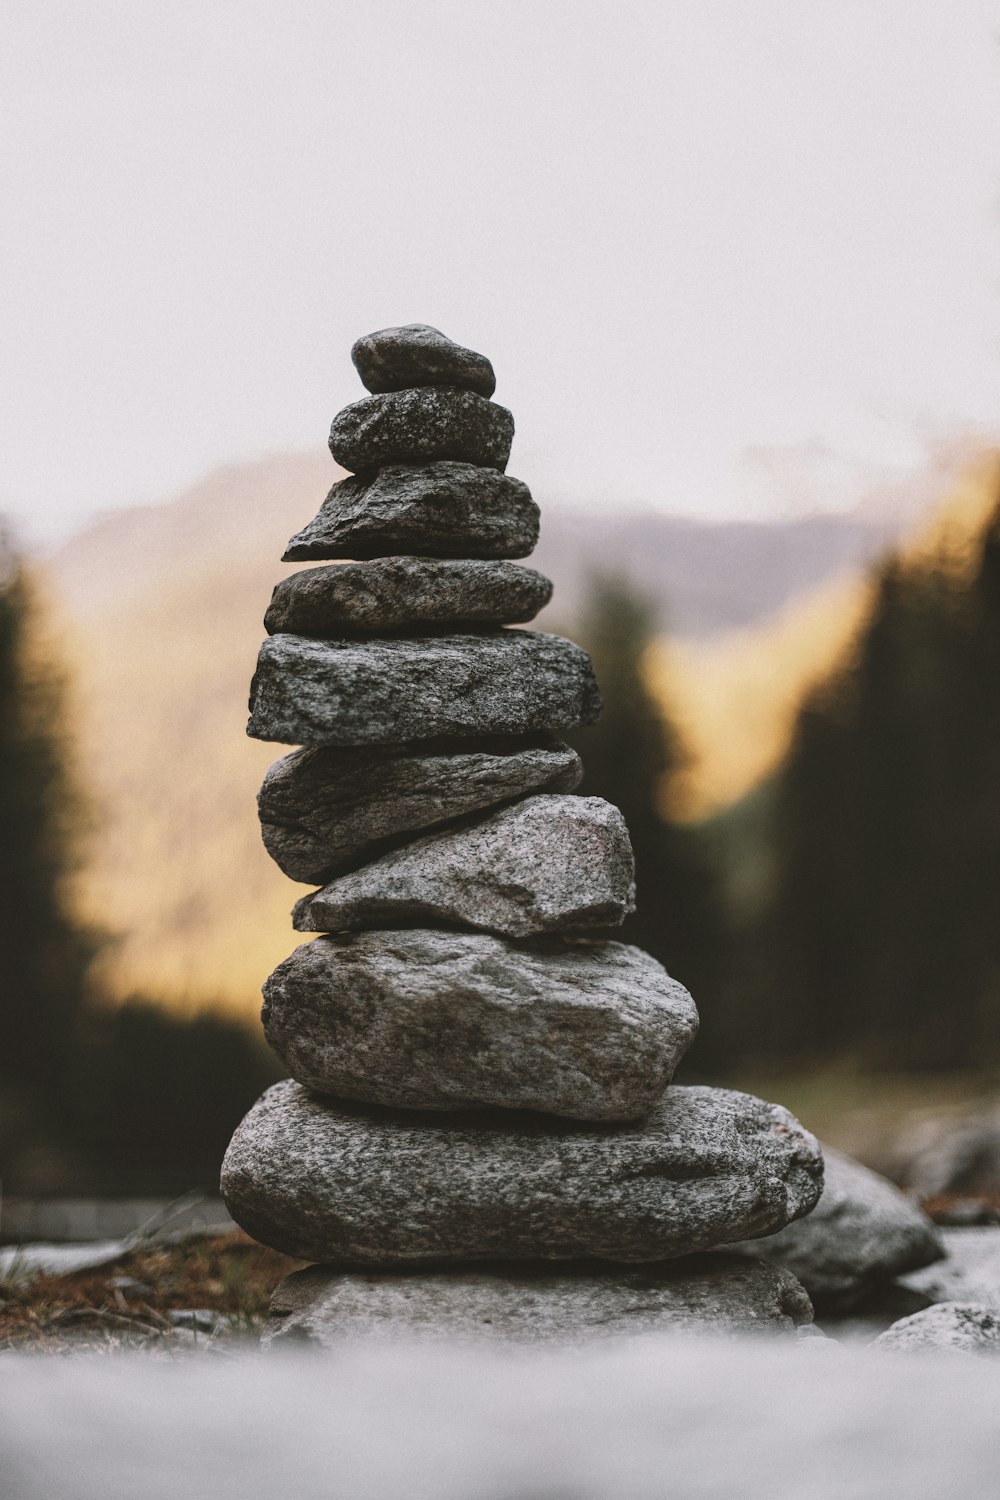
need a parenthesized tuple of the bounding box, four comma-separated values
(727, 1147, 942, 1310)
(261, 930, 696, 1120)
(220, 1079, 823, 1265)
(283, 464, 539, 562)
(873, 1302, 1000, 1354)
(259, 735, 583, 884)
(264, 559, 552, 637)
(351, 324, 496, 399)
(329, 389, 514, 473)
(264, 1254, 814, 1348)
(294, 795, 634, 939)
(247, 631, 601, 747)
(900, 1227, 1000, 1312)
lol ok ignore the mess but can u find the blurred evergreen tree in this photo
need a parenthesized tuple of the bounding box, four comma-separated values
(73, 1000, 284, 1194)
(0, 530, 99, 1160)
(567, 573, 726, 1061)
(760, 483, 1000, 1070)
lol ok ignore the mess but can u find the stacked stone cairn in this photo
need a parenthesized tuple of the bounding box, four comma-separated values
(221, 325, 825, 1345)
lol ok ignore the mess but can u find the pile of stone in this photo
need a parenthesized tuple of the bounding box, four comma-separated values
(222, 324, 824, 1344)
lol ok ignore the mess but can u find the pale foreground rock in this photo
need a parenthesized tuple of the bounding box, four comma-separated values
(264, 558, 552, 637)
(283, 462, 539, 561)
(727, 1147, 942, 1310)
(220, 1079, 823, 1264)
(873, 1301, 1000, 1354)
(7, 1340, 1000, 1500)
(264, 1254, 814, 1347)
(247, 631, 601, 747)
(259, 734, 582, 884)
(329, 388, 514, 472)
(294, 795, 634, 939)
(900, 1226, 1000, 1311)
(261, 931, 697, 1119)
(351, 323, 496, 398)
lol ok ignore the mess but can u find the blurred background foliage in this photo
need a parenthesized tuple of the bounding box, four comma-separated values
(4, 474, 1000, 1195)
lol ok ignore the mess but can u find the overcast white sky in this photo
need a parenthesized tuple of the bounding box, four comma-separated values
(2, 0, 999, 543)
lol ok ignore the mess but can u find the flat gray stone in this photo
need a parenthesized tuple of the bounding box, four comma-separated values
(900, 1227, 1000, 1312)
(259, 734, 583, 884)
(294, 795, 634, 939)
(247, 630, 602, 747)
(220, 1079, 823, 1265)
(264, 559, 552, 637)
(261, 930, 697, 1120)
(264, 1254, 814, 1348)
(351, 324, 496, 398)
(873, 1301, 1000, 1354)
(282, 463, 539, 561)
(329, 389, 514, 472)
(727, 1147, 943, 1310)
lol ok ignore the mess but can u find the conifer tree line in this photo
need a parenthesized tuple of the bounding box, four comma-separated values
(751, 476, 1000, 1071)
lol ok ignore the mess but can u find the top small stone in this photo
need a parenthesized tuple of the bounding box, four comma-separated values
(352, 325, 497, 399)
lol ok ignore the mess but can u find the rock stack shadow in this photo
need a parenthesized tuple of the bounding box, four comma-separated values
(221, 323, 825, 1347)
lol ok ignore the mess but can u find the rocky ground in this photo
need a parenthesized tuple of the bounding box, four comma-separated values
(0, 1233, 299, 1355)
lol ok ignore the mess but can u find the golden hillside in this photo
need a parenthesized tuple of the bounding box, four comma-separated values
(656, 451, 1000, 822)
(41, 448, 997, 1014)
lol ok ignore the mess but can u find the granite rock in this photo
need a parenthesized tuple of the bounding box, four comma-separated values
(259, 734, 583, 884)
(873, 1301, 1000, 1354)
(261, 930, 696, 1119)
(264, 1254, 813, 1348)
(351, 324, 496, 398)
(220, 1079, 823, 1264)
(264, 559, 552, 637)
(329, 389, 514, 473)
(727, 1147, 943, 1310)
(294, 795, 634, 939)
(900, 1227, 1000, 1312)
(247, 630, 601, 747)
(282, 463, 539, 561)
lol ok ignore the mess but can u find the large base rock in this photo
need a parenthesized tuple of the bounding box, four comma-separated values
(283, 462, 539, 561)
(329, 388, 514, 472)
(247, 630, 601, 747)
(727, 1147, 943, 1310)
(264, 559, 552, 637)
(258, 735, 582, 884)
(264, 1254, 814, 1347)
(293, 795, 635, 939)
(220, 1080, 823, 1265)
(261, 930, 697, 1120)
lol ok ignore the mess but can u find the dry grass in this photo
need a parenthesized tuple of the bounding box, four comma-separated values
(0, 1232, 301, 1355)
